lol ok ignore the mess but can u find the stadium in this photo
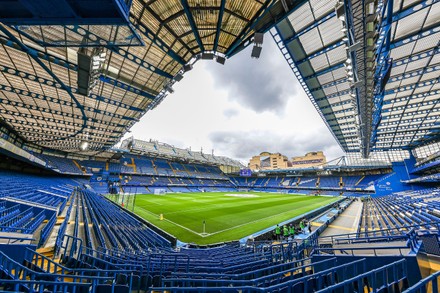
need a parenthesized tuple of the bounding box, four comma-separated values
(0, 0, 439, 292)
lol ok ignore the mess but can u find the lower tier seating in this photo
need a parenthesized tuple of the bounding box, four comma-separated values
(0, 170, 437, 292)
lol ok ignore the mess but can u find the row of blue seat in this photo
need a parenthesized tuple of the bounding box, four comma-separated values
(360, 188, 440, 237)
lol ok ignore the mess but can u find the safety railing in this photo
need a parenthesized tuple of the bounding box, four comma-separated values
(38, 212, 57, 247)
(24, 247, 135, 279)
(152, 258, 367, 292)
(0, 279, 91, 293)
(403, 270, 440, 292)
(0, 251, 117, 290)
(316, 259, 407, 292)
(162, 257, 337, 288)
(317, 221, 440, 245)
(166, 257, 320, 281)
(313, 245, 411, 256)
(0, 234, 34, 244)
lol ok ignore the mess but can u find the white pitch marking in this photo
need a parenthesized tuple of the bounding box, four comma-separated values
(209, 198, 338, 236)
(135, 206, 204, 236)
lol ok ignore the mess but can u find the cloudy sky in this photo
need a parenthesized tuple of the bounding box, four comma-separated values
(123, 34, 344, 164)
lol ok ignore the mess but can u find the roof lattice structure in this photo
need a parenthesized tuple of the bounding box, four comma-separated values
(0, 0, 291, 153)
(273, 0, 440, 156)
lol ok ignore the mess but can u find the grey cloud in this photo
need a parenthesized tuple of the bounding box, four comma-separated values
(208, 36, 300, 115)
(223, 108, 239, 118)
(209, 130, 344, 162)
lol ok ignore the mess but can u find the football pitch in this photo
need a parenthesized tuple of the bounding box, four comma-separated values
(110, 192, 338, 245)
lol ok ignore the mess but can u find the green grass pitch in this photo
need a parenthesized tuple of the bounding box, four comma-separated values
(110, 192, 338, 245)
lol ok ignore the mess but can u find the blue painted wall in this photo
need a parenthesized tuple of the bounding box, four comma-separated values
(373, 162, 410, 196)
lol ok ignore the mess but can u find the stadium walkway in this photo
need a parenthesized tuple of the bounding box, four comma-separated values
(319, 199, 363, 237)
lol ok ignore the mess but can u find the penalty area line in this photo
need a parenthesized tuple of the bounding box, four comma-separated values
(135, 206, 207, 237)
(209, 198, 337, 236)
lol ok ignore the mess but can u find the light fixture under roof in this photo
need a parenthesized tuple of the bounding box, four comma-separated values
(79, 140, 89, 151)
(174, 73, 184, 82)
(335, 2, 346, 21)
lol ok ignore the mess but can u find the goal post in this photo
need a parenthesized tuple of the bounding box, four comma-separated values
(154, 188, 167, 195)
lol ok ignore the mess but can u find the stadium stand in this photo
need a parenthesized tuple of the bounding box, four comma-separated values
(2, 149, 440, 291)
(31, 154, 84, 175)
(0, 182, 429, 292)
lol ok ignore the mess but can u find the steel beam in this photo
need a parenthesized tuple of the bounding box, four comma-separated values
(315, 89, 353, 102)
(296, 40, 346, 65)
(99, 75, 156, 100)
(0, 84, 136, 121)
(225, 0, 277, 57)
(284, 11, 336, 44)
(382, 90, 440, 106)
(309, 78, 348, 92)
(0, 99, 127, 129)
(0, 37, 77, 71)
(0, 65, 145, 112)
(391, 0, 438, 23)
(129, 15, 186, 65)
(304, 62, 345, 80)
(388, 24, 440, 51)
(181, 0, 205, 52)
(0, 23, 88, 143)
(107, 45, 174, 79)
(213, 0, 226, 53)
(384, 77, 440, 95)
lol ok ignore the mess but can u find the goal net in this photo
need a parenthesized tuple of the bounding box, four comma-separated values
(154, 188, 167, 195)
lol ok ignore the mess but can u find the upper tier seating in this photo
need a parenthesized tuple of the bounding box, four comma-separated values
(33, 153, 83, 175)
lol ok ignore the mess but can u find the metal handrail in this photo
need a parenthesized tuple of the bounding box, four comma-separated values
(316, 259, 407, 293)
(403, 270, 440, 292)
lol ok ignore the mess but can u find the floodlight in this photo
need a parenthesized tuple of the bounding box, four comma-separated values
(366, 2, 375, 15)
(79, 141, 89, 151)
(335, 3, 345, 21)
(254, 33, 264, 45)
(216, 56, 226, 65)
(251, 46, 262, 58)
(201, 53, 214, 60)
(165, 84, 174, 93)
(174, 73, 184, 82)
(183, 64, 193, 72)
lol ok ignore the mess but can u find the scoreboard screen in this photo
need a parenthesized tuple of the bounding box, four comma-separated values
(240, 169, 252, 177)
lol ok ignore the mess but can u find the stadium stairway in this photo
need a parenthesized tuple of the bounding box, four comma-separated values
(319, 199, 363, 236)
